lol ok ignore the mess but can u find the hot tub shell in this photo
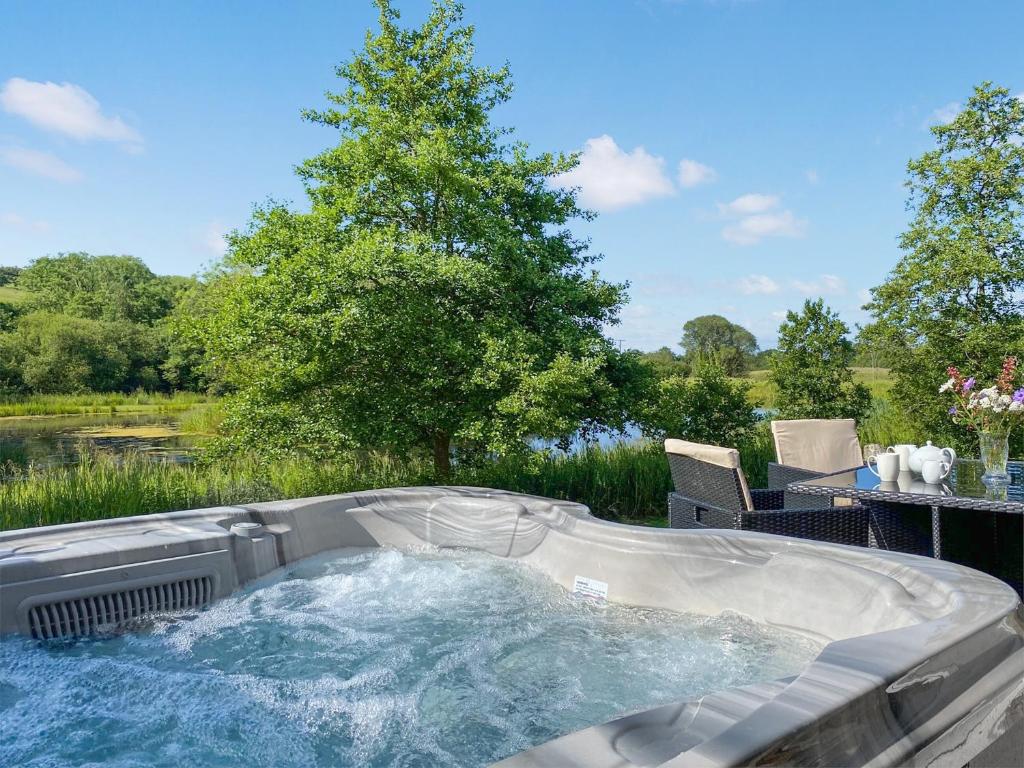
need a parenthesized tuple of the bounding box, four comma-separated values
(0, 487, 1021, 767)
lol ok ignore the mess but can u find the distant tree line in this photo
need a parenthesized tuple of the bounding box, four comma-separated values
(638, 314, 771, 380)
(0, 253, 213, 394)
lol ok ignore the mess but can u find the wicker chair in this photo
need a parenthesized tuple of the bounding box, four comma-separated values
(768, 419, 864, 507)
(665, 438, 870, 546)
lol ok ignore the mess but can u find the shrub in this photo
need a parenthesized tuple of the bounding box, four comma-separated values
(770, 299, 871, 421)
(639, 355, 758, 448)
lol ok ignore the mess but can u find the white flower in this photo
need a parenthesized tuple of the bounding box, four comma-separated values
(978, 397, 992, 409)
(1010, 401, 1023, 412)
(980, 386, 999, 399)
(993, 403, 1005, 413)
(939, 378, 955, 393)
(998, 394, 1012, 406)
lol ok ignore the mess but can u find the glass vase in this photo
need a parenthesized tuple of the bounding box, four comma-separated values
(978, 431, 1010, 484)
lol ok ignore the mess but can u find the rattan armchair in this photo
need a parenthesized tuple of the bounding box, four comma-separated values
(769, 419, 864, 508)
(665, 439, 870, 546)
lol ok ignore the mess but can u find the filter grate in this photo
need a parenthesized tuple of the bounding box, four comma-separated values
(26, 575, 214, 640)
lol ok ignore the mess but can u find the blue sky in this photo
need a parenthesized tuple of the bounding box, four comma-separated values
(2, 0, 1021, 349)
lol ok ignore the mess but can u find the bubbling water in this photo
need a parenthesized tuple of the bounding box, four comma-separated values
(0, 547, 820, 767)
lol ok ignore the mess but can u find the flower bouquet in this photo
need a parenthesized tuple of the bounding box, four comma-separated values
(941, 357, 1024, 482)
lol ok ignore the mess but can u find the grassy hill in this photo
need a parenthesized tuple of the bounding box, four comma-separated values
(0, 286, 31, 305)
(745, 367, 892, 407)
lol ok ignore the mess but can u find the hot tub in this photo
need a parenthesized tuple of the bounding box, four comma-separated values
(0, 487, 1021, 767)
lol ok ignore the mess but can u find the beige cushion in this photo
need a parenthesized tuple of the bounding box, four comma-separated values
(664, 439, 755, 512)
(770, 419, 863, 474)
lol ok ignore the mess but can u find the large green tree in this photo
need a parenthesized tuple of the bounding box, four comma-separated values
(680, 314, 758, 376)
(770, 299, 871, 421)
(203, 0, 646, 476)
(16, 253, 189, 325)
(863, 82, 1024, 452)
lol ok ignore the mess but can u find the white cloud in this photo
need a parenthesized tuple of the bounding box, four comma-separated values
(554, 134, 674, 212)
(857, 288, 872, 304)
(0, 146, 82, 182)
(805, 169, 819, 184)
(0, 211, 50, 232)
(718, 192, 806, 245)
(722, 210, 806, 245)
(718, 193, 779, 216)
(202, 220, 229, 256)
(677, 158, 717, 188)
(736, 274, 780, 294)
(791, 274, 846, 296)
(0, 78, 142, 149)
(924, 101, 960, 127)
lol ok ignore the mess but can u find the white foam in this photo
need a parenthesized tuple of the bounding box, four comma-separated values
(0, 547, 820, 767)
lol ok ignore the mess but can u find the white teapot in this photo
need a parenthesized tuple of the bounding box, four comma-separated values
(908, 441, 956, 475)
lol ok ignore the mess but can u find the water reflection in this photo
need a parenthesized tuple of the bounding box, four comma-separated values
(0, 412, 199, 473)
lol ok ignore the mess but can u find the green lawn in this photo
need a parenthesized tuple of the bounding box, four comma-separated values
(744, 367, 892, 407)
(0, 286, 31, 305)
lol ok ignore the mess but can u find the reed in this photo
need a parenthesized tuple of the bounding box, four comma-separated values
(0, 451, 429, 531)
(176, 403, 226, 435)
(0, 391, 212, 418)
(0, 433, 789, 533)
(465, 441, 673, 521)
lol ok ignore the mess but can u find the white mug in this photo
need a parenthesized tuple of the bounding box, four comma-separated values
(887, 444, 917, 472)
(868, 451, 901, 482)
(921, 459, 952, 484)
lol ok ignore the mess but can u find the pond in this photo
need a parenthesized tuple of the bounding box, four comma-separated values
(0, 412, 201, 472)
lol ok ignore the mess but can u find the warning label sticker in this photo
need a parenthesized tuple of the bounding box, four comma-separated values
(572, 575, 609, 601)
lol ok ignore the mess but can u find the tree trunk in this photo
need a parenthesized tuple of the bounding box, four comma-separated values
(432, 432, 451, 481)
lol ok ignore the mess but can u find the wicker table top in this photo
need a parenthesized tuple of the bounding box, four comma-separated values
(788, 460, 1024, 514)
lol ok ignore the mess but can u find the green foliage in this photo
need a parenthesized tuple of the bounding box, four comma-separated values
(16, 252, 189, 325)
(680, 314, 758, 375)
(160, 270, 237, 393)
(0, 253, 205, 395)
(0, 266, 22, 286)
(202, 0, 646, 476)
(639, 355, 758, 447)
(770, 299, 871, 421)
(0, 303, 20, 334)
(0, 312, 164, 394)
(751, 348, 777, 370)
(638, 346, 690, 379)
(864, 82, 1024, 455)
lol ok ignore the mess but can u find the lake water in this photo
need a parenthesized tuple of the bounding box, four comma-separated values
(0, 412, 199, 472)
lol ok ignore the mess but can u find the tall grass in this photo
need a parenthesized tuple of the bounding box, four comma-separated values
(177, 403, 226, 435)
(0, 391, 212, 418)
(0, 451, 430, 531)
(858, 397, 921, 447)
(466, 441, 673, 521)
(0, 431, 792, 533)
(0, 442, 680, 532)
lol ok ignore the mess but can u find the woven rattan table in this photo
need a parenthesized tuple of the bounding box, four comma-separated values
(788, 460, 1022, 595)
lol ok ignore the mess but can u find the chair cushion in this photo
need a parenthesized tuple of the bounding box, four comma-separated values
(664, 439, 754, 512)
(770, 419, 863, 474)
